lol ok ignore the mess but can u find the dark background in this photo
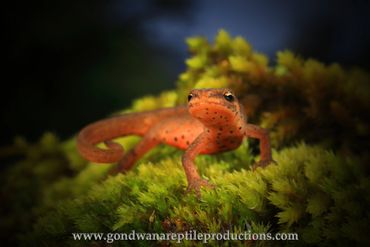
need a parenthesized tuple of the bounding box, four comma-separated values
(2, 0, 370, 147)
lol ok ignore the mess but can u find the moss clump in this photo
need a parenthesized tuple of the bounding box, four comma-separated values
(1, 30, 369, 246)
(18, 144, 370, 246)
(0, 133, 86, 245)
(178, 29, 369, 153)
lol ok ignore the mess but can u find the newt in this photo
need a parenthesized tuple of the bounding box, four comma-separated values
(77, 88, 273, 194)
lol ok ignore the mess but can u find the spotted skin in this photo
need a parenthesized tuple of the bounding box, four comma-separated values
(77, 88, 273, 194)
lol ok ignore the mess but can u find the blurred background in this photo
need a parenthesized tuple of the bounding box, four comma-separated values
(3, 0, 370, 147)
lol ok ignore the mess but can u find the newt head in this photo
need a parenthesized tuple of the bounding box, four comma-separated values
(187, 88, 243, 127)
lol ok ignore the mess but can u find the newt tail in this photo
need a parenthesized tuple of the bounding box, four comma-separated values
(77, 107, 187, 163)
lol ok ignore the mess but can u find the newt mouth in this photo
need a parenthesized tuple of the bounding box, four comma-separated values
(188, 101, 237, 124)
(188, 100, 237, 113)
(188, 101, 227, 109)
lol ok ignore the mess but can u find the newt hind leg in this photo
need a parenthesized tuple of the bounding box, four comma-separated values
(110, 134, 159, 174)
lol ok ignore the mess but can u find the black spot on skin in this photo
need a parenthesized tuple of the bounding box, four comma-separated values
(207, 129, 210, 133)
(239, 126, 242, 130)
(174, 137, 178, 142)
(181, 135, 185, 139)
(165, 130, 169, 134)
(220, 115, 223, 119)
(206, 108, 209, 110)
(230, 130, 233, 134)
(219, 127, 223, 131)
(214, 112, 217, 114)
(186, 141, 190, 145)
(212, 117, 215, 120)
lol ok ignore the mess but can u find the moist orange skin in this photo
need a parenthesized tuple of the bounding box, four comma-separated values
(77, 88, 273, 194)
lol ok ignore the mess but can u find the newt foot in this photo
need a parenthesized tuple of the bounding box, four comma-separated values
(252, 159, 277, 170)
(186, 178, 215, 197)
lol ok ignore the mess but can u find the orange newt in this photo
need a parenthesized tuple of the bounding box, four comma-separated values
(77, 88, 273, 193)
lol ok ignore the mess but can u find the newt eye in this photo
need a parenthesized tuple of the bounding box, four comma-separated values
(188, 93, 193, 102)
(223, 92, 234, 102)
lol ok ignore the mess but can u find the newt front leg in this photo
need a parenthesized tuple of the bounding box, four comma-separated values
(182, 132, 215, 195)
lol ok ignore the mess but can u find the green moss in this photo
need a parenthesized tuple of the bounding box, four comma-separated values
(15, 144, 369, 246)
(177, 30, 369, 153)
(1, 30, 369, 246)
